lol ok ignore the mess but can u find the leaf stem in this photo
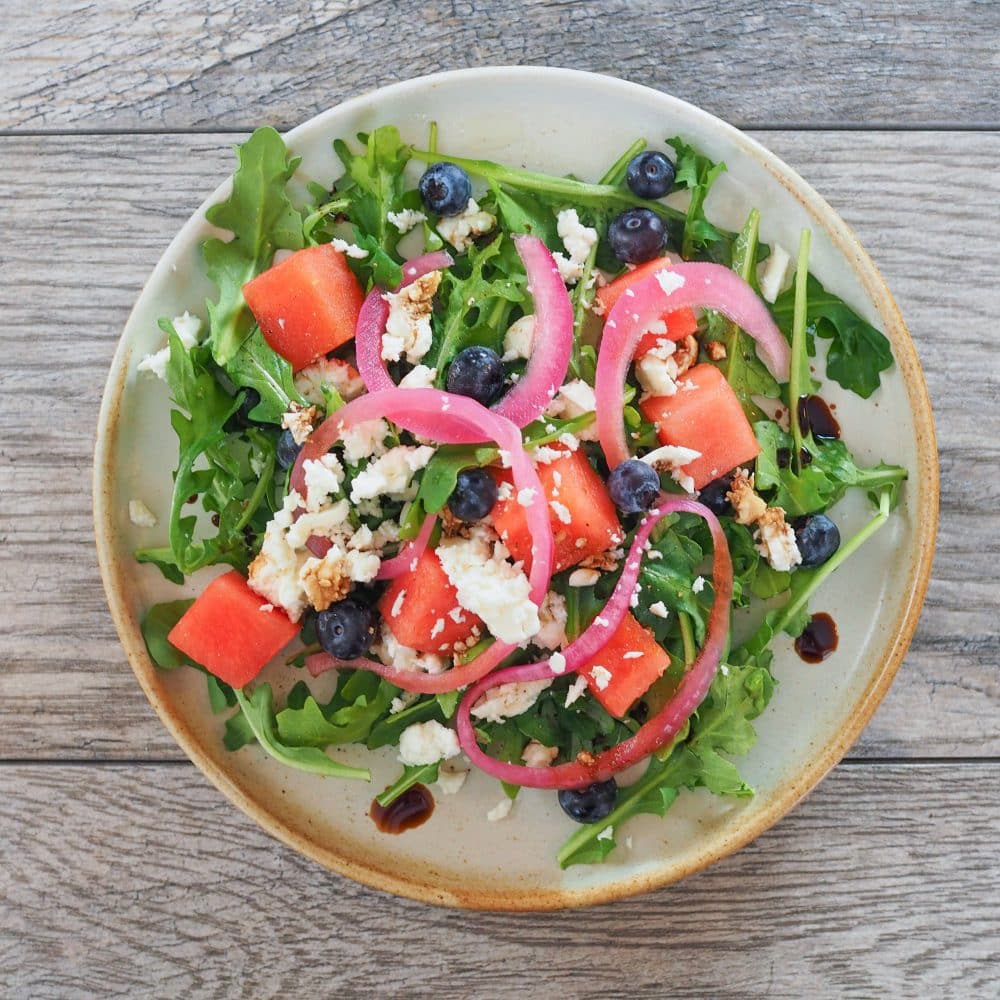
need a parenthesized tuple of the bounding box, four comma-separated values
(410, 148, 685, 220)
(678, 611, 697, 665)
(788, 228, 811, 469)
(773, 487, 891, 635)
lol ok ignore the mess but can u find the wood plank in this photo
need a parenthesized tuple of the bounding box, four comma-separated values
(1, 1, 998, 131)
(0, 761, 996, 997)
(1, 130, 997, 759)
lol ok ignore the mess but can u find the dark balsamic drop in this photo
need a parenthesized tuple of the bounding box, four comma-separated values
(795, 612, 839, 663)
(797, 395, 841, 440)
(370, 785, 434, 834)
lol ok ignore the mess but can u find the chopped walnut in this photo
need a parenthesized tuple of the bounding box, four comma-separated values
(705, 340, 727, 361)
(300, 555, 352, 611)
(579, 548, 624, 572)
(281, 403, 320, 445)
(673, 334, 699, 375)
(727, 468, 768, 525)
(439, 506, 475, 539)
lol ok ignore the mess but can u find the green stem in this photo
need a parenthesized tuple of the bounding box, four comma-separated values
(427, 120, 439, 153)
(599, 137, 647, 186)
(376, 763, 439, 807)
(678, 611, 697, 665)
(773, 488, 891, 635)
(410, 148, 685, 219)
(788, 228, 811, 469)
(233, 449, 276, 534)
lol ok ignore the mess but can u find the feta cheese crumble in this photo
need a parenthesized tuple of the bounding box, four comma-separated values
(349, 445, 435, 502)
(655, 268, 686, 296)
(502, 314, 535, 361)
(590, 665, 612, 691)
(521, 740, 559, 768)
(649, 601, 669, 619)
(436, 527, 541, 644)
(330, 237, 369, 259)
(375, 624, 447, 675)
(397, 720, 460, 766)
(568, 567, 600, 587)
(387, 208, 427, 234)
(340, 418, 389, 463)
(137, 311, 203, 380)
(471, 678, 552, 723)
(302, 454, 344, 512)
(758, 243, 791, 303)
(398, 364, 437, 389)
(128, 498, 158, 527)
(549, 651, 567, 674)
(294, 357, 365, 405)
(487, 797, 513, 822)
(564, 675, 588, 707)
(692, 575, 706, 594)
(552, 208, 598, 286)
(436, 198, 496, 252)
(437, 761, 469, 795)
(381, 270, 441, 364)
(281, 403, 319, 445)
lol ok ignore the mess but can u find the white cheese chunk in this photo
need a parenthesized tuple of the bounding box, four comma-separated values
(128, 498, 158, 528)
(398, 720, 460, 766)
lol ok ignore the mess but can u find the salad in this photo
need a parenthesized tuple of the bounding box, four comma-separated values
(134, 122, 906, 868)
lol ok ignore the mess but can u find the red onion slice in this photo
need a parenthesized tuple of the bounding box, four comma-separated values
(596, 262, 791, 468)
(455, 497, 733, 789)
(376, 512, 437, 581)
(491, 235, 573, 427)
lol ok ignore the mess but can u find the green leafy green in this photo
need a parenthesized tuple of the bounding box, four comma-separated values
(754, 421, 907, 517)
(666, 136, 732, 261)
(140, 600, 194, 669)
(375, 763, 440, 808)
(225, 328, 305, 424)
(202, 127, 304, 364)
(276, 672, 397, 748)
(772, 273, 894, 398)
(234, 685, 370, 781)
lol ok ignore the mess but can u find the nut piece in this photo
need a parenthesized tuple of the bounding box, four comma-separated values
(705, 340, 727, 361)
(727, 468, 768, 525)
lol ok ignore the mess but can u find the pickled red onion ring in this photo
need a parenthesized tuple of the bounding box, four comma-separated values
(355, 250, 455, 395)
(455, 497, 733, 789)
(596, 262, 791, 468)
(290, 388, 554, 693)
(491, 235, 573, 427)
(375, 512, 437, 581)
(354, 237, 572, 434)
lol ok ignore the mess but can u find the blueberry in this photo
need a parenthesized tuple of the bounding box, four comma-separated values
(698, 473, 734, 516)
(448, 468, 498, 523)
(607, 459, 661, 514)
(276, 429, 302, 470)
(316, 598, 378, 660)
(446, 346, 505, 405)
(224, 388, 262, 431)
(793, 514, 841, 568)
(418, 162, 472, 216)
(608, 208, 667, 264)
(626, 151, 676, 199)
(558, 779, 618, 824)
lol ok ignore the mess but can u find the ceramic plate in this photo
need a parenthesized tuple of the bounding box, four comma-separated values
(94, 67, 937, 910)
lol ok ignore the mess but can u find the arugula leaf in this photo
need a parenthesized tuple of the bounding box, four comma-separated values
(754, 421, 907, 517)
(375, 763, 440, 808)
(134, 546, 185, 585)
(206, 675, 237, 714)
(429, 237, 527, 373)
(234, 686, 370, 781)
(666, 136, 733, 261)
(203, 127, 304, 364)
(225, 328, 305, 424)
(491, 184, 559, 243)
(772, 273, 894, 398)
(275, 676, 397, 748)
(140, 600, 194, 669)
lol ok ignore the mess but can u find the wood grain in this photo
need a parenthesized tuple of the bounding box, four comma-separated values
(0, 761, 995, 998)
(1, 130, 997, 761)
(1, 0, 998, 132)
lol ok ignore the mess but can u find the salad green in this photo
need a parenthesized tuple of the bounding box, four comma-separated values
(135, 122, 905, 868)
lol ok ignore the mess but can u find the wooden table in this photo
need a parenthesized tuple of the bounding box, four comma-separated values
(2, 3, 997, 996)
